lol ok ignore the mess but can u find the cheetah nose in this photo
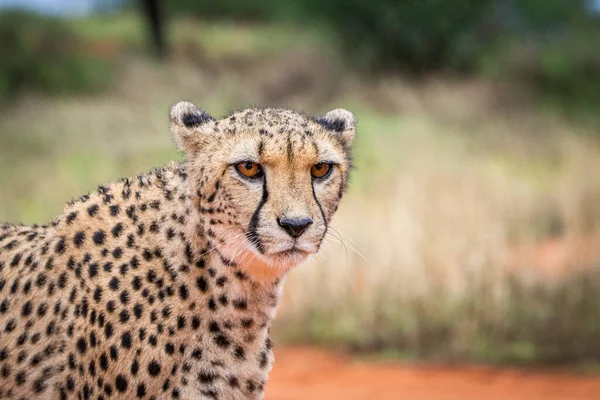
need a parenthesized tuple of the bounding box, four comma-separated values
(277, 217, 313, 238)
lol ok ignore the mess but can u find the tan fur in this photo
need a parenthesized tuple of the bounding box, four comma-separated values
(0, 102, 355, 399)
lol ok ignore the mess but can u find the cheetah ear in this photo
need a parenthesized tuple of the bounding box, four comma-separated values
(314, 108, 356, 146)
(169, 101, 215, 154)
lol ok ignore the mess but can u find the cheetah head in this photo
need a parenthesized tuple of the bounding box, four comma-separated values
(170, 102, 355, 278)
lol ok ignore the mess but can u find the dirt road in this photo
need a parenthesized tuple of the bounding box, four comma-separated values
(267, 347, 600, 400)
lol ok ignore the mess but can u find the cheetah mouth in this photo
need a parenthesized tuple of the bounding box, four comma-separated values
(270, 247, 310, 258)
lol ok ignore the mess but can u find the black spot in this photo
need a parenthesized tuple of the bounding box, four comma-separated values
(103, 262, 113, 273)
(149, 221, 159, 232)
(115, 375, 128, 392)
(112, 247, 123, 259)
(218, 294, 228, 306)
(147, 360, 161, 376)
(133, 303, 143, 319)
(58, 272, 68, 288)
(76, 337, 87, 354)
(55, 238, 66, 254)
(136, 383, 146, 398)
(73, 231, 85, 247)
(37, 302, 48, 316)
(9, 256, 24, 272)
(0, 298, 9, 313)
(234, 346, 245, 360)
(93, 287, 102, 302)
(241, 319, 254, 329)
(177, 315, 186, 330)
(126, 206, 138, 222)
(216, 276, 227, 287)
(121, 332, 132, 349)
(131, 359, 139, 375)
(111, 223, 123, 238)
(208, 297, 217, 311)
(147, 270, 157, 283)
(126, 234, 136, 248)
(196, 276, 208, 292)
(192, 316, 201, 330)
(66, 211, 78, 224)
(233, 299, 248, 310)
(97, 354, 109, 372)
(208, 321, 220, 333)
(109, 277, 120, 291)
(109, 205, 121, 216)
(178, 284, 189, 300)
(259, 351, 269, 368)
(21, 301, 32, 316)
(192, 348, 202, 360)
(88, 204, 100, 217)
(214, 334, 231, 348)
(142, 248, 153, 261)
(5, 318, 16, 332)
(110, 345, 119, 360)
(104, 322, 114, 338)
(88, 263, 99, 278)
(89, 359, 97, 376)
(228, 376, 239, 388)
(166, 228, 175, 240)
(132, 276, 142, 291)
(207, 191, 217, 203)
(198, 371, 216, 383)
(15, 370, 27, 385)
(93, 231, 106, 245)
(104, 383, 113, 396)
(119, 309, 130, 323)
(120, 290, 130, 304)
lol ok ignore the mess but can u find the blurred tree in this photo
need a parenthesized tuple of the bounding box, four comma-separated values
(141, 0, 166, 57)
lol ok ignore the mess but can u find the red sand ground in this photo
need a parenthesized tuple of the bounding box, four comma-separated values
(267, 347, 600, 400)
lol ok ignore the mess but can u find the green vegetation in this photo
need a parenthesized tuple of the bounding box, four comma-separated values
(168, 0, 600, 115)
(0, 10, 114, 102)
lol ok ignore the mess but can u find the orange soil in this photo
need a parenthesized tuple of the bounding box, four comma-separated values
(267, 347, 600, 400)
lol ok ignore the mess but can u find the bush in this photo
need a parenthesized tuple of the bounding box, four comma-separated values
(166, 0, 278, 22)
(0, 10, 113, 102)
(293, 0, 495, 74)
(165, 0, 600, 111)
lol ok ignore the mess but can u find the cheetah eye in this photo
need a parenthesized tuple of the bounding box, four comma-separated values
(311, 163, 333, 179)
(235, 161, 263, 179)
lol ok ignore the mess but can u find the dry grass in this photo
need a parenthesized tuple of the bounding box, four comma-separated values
(1, 15, 600, 365)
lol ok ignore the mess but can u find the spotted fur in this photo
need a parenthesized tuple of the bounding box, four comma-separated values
(0, 102, 355, 399)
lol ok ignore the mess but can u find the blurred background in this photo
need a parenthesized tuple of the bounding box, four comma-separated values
(1, 0, 600, 398)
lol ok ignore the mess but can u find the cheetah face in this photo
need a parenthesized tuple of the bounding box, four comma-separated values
(170, 102, 355, 275)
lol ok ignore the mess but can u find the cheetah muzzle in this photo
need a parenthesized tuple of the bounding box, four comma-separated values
(0, 102, 356, 399)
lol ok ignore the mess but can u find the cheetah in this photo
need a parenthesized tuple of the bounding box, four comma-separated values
(0, 101, 356, 399)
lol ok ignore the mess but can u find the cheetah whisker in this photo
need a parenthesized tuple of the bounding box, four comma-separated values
(325, 231, 369, 263)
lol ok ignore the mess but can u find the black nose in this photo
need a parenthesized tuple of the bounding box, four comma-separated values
(278, 217, 313, 238)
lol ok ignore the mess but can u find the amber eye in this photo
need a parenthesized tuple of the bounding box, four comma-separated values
(235, 161, 263, 179)
(311, 163, 332, 179)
